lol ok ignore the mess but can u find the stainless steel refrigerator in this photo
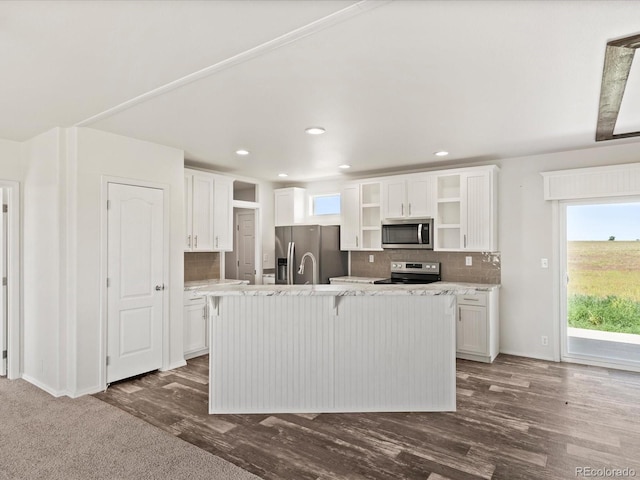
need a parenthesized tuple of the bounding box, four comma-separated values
(275, 225, 348, 285)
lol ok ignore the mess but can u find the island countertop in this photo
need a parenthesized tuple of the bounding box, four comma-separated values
(192, 281, 499, 297)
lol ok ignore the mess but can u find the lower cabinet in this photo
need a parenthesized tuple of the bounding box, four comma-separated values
(456, 289, 499, 363)
(184, 293, 208, 359)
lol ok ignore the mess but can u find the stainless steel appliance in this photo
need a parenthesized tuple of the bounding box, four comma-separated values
(275, 225, 348, 285)
(374, 261, 441, 284)
(381, 218, 433, 249)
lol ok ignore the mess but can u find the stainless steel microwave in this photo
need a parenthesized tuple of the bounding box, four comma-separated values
(381, 218, 434, 249)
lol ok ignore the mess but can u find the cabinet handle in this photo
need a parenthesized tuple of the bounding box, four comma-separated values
(462, 297, 479, 302)
(463, 234, 467, 248)
(356, 235, 359, 247)
(401, 203, 404, 216)
(408, 203, 411, 216)
(195, 235, 198, 248)
(202, 305, 207, 319)
(215, 236, 218, 248)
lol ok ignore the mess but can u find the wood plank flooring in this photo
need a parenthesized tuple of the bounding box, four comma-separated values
(94, 355, 640, 479)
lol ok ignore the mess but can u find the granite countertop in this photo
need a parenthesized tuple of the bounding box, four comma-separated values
(329, 276, 387, 284)
(185, 279, 249, 290)
(192, 281, 499, 297)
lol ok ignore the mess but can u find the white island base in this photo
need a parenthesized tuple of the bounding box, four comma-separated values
(206, 288, 457, 414)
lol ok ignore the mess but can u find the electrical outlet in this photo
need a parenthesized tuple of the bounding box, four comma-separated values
(369, 254, 374, 263)
(465, 256, 472, 266)
(541, 258, 549, 269)
(541, 335, 549, 346)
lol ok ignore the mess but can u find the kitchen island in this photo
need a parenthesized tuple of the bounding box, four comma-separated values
(193, 283, 497, 415)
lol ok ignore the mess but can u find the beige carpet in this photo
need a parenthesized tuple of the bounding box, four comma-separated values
(0, 377, 262, 480)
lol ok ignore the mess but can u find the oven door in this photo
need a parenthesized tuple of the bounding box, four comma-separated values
(382, 219, 433, 249)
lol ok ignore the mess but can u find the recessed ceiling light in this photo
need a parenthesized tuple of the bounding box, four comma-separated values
(434, 151, 449, 157)
(278, 173, 288, 178)
(235, 149, 250, 156)
(305, 127, 326, 135)
(339, 164, 351, 169)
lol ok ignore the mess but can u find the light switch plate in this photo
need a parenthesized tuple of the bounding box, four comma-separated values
(465, 256, 472, 266)
(541, 258, 548, 268)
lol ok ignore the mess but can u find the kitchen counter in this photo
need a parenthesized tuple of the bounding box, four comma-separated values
(192, 281, 498, 297)
(329, 276, 387, 284)
(184, 278, 248, 290)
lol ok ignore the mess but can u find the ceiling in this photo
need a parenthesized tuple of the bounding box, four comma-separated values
(3, 0, 640, 182)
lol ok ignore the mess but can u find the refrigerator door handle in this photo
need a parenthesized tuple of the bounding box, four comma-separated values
(289, 242, 295, 285)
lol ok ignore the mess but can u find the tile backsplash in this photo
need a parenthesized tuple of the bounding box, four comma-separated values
(350, 250, 501, 284)
(185, 252, 220, 281)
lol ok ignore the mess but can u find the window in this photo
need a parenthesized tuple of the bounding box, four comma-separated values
(312, 194, 341, 216)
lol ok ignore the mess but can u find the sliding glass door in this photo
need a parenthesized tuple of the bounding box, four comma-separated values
(560, 198, 640, 370)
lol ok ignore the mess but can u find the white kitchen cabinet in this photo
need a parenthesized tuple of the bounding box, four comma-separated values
(212, 174, 233, 251)
(185, 170, 215, 251)
(435, 165, 498, 252)
(382, 174, 436, 220)
(184, 169, 233, 252)
(340, 182, 382, 251)
(183, 293, 208, 359)
(274, 187, 306, 226)
(340, 184, 360, 250)
(456, 289, 499, 363)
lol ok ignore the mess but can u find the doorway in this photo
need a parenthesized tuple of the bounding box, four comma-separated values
(0, 181, 19, 379)
(560, 198, 640, 371)
(106, 183, 165, 383)
(225, 208, 256, 284)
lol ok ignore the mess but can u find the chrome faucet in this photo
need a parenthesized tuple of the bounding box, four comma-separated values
(298, 252, 318, 285)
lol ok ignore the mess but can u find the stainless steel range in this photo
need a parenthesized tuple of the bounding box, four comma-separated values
(374, 261, 441, 284)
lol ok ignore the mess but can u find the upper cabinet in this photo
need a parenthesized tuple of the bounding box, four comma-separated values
(340, 182, 382, 251)
(212, 174, 233, 251)
(274, 187, 306, 226)
(184, 169, 233, 252)
(382, 174, 436, 220)
(435, 165, 498, 252)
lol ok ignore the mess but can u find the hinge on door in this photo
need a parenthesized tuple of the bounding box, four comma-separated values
(106, 356, 110, 366)
(2, 204, 7, 213)
(237, 260, 240, 267)
(2, 277, 6, 286)
(237, 224, 239, 231)
(106, 278, 111, 287)
(106, 200, 111, 210)
(2, 350, 7, 359)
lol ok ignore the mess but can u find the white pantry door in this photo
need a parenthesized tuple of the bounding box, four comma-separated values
(107, 183, 164, 384)
(0, 188, 5, 376)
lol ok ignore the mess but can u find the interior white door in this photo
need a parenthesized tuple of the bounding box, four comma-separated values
(236, 211, 255, 283)
(107, 183, 164, 384)
(0, 187, 5, 376)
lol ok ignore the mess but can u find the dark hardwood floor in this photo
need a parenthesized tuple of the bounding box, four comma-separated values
(94, 355, 640, 480)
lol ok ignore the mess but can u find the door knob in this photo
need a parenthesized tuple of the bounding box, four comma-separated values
(155, 284, 165, 291)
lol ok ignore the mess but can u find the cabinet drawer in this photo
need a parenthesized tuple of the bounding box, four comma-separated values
(456, 293, 487, 307)
(184, 291, 206, 305)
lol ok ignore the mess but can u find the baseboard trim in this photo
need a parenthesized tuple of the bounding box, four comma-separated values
(69, 385, 104, 398)
(498, 350, 556, 362)
(161, 359, 187, 372)
(22, 374, 66, 398)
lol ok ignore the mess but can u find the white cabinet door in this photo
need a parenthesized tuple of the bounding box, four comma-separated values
(184, 300, 207, 357)
(340, 184, 360, 250)
(274, 187, 305, 226)
(457, 304, 487, 355)
(184, 175, 193, 251)
(407, 175, 436, 218)
(462, 170, 492, 251)
(382, 179, 406, 219)
(213, 175, 233, 251)
(191, 174, 215, 251)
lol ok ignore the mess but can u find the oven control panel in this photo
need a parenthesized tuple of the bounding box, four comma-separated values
(389, 261, 440, 274)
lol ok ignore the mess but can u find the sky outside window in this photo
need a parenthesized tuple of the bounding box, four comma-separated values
(567, 202, 640, 241)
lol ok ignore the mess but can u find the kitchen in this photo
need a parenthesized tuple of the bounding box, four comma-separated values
(2, 1, 640, 478)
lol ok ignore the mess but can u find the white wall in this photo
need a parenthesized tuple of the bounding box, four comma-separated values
(497, 141, 640, 360)
(74, 127, 184, 395)
(21, 128, 66, 393)
(0, 138, 24, 181)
